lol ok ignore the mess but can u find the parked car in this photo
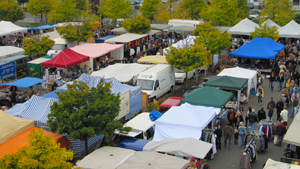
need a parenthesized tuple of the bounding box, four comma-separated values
(249, 11, 260, 20)
(159, 97, 183, 112)
(248, 2, 254, 9)
(174, 68, 196, 84)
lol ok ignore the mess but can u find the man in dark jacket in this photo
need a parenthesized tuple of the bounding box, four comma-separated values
(276, 120, 287, 146)
(248, 109, 259, 132)
(257, 107, 266, 121)
(224, 123, 233, 150)
(267, 97, 276, 109)
(214, 125, 222, 150)
(276, 97, 284, 120)
(227, 109, 236, 128)
(268, 104, 274, 120)
(277, 73, 284, 92)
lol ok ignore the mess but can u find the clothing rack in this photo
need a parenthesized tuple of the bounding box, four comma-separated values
(259, 119, 275, 126)
(250, 130, 265, 136)
(243, 139, 254, 152)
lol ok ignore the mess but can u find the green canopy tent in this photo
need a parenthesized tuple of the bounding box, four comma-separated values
(203, 76, 248, 109)
(181, 86, 233, 108)
(27, 56, 53, 78)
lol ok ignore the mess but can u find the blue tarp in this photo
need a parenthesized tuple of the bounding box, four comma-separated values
(117, 139, 150, 151)
(28, 25, 55, 30)
(149, 109, 163, 121)
(41, 89, 66, 99)
(95, 35, 118, 43)
(229, 37, 285, 59)
(0, 77, 45, 88)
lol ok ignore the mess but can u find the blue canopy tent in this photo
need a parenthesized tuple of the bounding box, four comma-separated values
(41, 89, 65, 99)
(229, 37, 285, 59)
(95, 35, 118, 43)
(0, 77, 45, 88)
(28, 25, 55, 30)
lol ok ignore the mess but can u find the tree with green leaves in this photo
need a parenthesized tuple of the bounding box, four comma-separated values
(260, 0, 295, 26)
(178, 0, 205, 20)
(122, 15, 151, 34)
(48, 80, 130, 155)
(0, 0, 25, 22)
(48, 0, 78, 23)
(140, 0, 160, 22)
(0, 129, 73, 169)
(194, 22, 231, 70)
(23, 35, 54, 57)
(17, 0, 28, 8)
(250, 23, 279, 41)
(98, 0, 132, 26)
(236, 0, 249, 19)
(166, 43, 210, 89)
(26, 0, 56, 23)
(154, 1, 189, 23)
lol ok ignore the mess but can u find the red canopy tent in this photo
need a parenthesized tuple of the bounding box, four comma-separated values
(41, 48, 89, 69)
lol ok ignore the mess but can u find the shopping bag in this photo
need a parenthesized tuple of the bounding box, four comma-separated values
(274, 135, 278, 145)
(286, 83, 289, 87)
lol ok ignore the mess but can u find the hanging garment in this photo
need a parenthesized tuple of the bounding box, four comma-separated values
(240, 153, 251, 169)
(260, 137, 265, 151)
(211, 134, 217, 155)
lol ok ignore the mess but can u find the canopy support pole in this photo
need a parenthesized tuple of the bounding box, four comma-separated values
(237, 90, 241, 110)
(90, 58, 94, 72)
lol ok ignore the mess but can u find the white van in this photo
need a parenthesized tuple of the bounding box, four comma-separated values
(136, 64, 175, 100)
(114, 112, 155, 140)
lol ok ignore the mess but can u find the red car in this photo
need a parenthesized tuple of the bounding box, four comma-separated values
(159, 97, 183, 112)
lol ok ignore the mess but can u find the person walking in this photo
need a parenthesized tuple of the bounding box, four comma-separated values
(258, 74, 263, 87)
(280, 106, 289, 126)
(267, 97, 276, 110)
(234, 112, 244, 129)
(269, 72, 276, 92)
(268, 104, 274, 120)
(276, 97, 284, 121)
(257, 107, 266, 121)
(245, 107, 252, 127)
(291, 96, 299, 118)
(284, 70, 290, 88)
(238, 122, 247, 148)
(227, 109, 236, 128)
(248, 109, 259, 132)
(214, 125, 222, 150)
(224, 123, 234, 150)
(257, 86, 264, 105)
(275, 120, 287, 146)
(277, 73, 284, 92)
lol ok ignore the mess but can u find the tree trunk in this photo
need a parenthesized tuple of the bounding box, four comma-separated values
(113, 19, 117, 27)
(185, 72, 188, 89)
(84, 137, 88, 156)
(196, 69, 198, 83)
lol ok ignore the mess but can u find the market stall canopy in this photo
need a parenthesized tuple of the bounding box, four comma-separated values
(229, 37, 284, 59)
(262, 19, 281, 29)
(75, 146, 135, 169)
(70, 43, 124, 59)
(218, 67, 257, 99)
(278, 20, 300, 38)
(143, 137, 213, 159)
(0, 110, 34, 144)
(153, 103, 221, 141)
(0, 77, 45, 88)
(0, 21, 28, 36)
(0, 46, 24, 58)
(111, 27, 160, 35)
(116, 151, 189, 169)
(181, 86, 233, 108)
(91, 63, 153, 82)
(151, 24, 173, 30)
(96, 35, 118, 43)
(28, 25, 55, 30)
(284, 112, 300, 146)
(213, 26, 232, 33)
(137, 55, 167, 64)
(105, 33, 148, 44)
(227, 18, 258, 35)
(167, 26, 196, 32)
(204, 76, 248, 90)
(0, 126, 71, 158)
(263, 158, 291, 169)
(41, 48, 89, 69)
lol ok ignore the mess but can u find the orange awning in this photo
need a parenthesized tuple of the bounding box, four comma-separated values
(0, 127, 72, 158)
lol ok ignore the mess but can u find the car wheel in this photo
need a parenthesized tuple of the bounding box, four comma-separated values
(169, 86, 173, 93)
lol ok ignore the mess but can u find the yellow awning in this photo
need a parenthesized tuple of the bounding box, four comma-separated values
(137, 55, 168, 64)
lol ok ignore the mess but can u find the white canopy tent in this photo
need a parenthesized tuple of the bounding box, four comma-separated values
(163, 36, 197, 55)
(263, 158, 299, 169)
(0, 21, 27, 36)
(91, 63, 153, 83)
(227, 18, 258, 35)
(218, 67, 257, 99)
(0, 46, 24, 59)
(105, 33, 148, 44)
(153, 103, 221, 142)
(75, 146, 135, 169)
(283, 112, 300, 146)
(116, 152, 189, 169)
(278, 20, 300, 38)
(262, 19, 281, 29)
(143, 137, 213, 159)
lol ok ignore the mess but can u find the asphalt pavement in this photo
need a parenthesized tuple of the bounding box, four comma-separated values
(208, 73, 295, 169)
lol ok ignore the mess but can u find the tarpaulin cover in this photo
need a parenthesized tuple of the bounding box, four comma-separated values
(229, 37, 285, 59)
(41, 48, 89, 69)
(117, 139, 150, 151)
(41, 89, 65, 99)
(153, 103, 221, 141)
(0, 126, 71, 158)
(137, 55, 168, 64)
(96, 35, 118, 43)
(0, 21, 27, 36)
(28, 25, 55, 30)
(263, 158, 290, 169)
(0, 77, 45, 88)
(284, 112, 300, 146)
(181, 86, 233, 108)
(70, 43, 124, 59)
(149, 109, 163, 121)
(0, 110, 34, 144)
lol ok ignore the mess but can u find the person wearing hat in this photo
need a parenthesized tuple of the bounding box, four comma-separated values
(224, 123, 234, 150)
(238, 122, 247, 148)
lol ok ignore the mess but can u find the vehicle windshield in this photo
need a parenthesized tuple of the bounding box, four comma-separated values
(174, 68, 185, 73)
(137, 79, 154, 90)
